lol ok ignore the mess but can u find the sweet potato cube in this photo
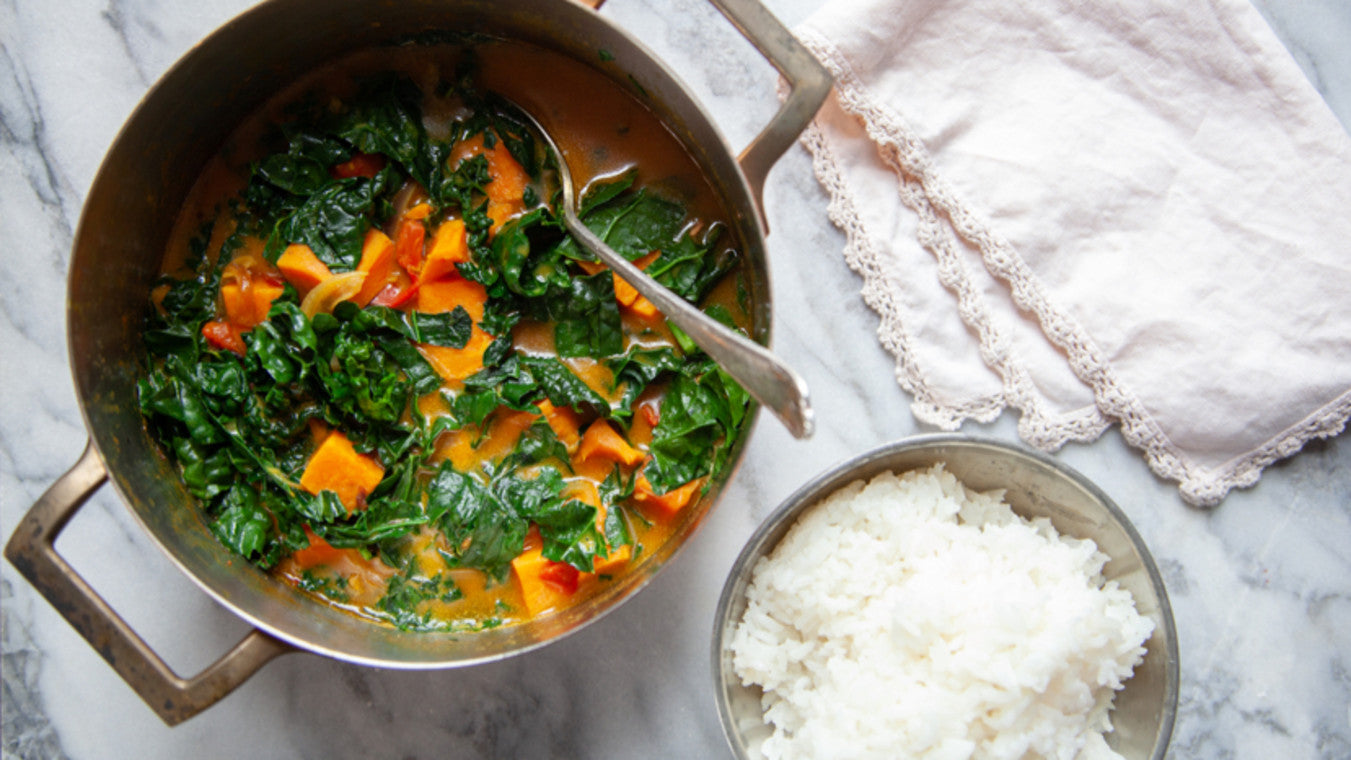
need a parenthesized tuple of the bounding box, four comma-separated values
(591, 544, 632, 576)
(450, 132, 529, 204)
(416, 276, 487, 321)
(219, 242, 285, 327)
(221, 278, 283, 328)
(419, 329, 494, 381)
(276, 243, 332, 293)
(422, 219, 469, 283)
(449, 133, 528, 234)
(537, 399, 584, 452)
(484, 146, 527, 207)
(612, 273, 640, 308)
(633, 474, 704, 520)
(486, 203, 520, 234)
(403, 202, 433, 221)
(219, 281, 249, 324)
(252, 280, 285, 321)
(612, 252, 661, 309)
(415, 277, 493, 380)
(624, 295, 660, 319)
(576, 420, 645, 468)
(299, 431, 384, 513)
(575, 259, 607, 276)
(512, 546, 578, 617)
(355, 228, 398, 306)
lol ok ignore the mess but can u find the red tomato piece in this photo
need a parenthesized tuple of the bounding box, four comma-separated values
(256, 268, 287, 288)
(202, 320, 246, 355)
(370, 281, 420, 309)
(538, 561, 581, 595)
(331, 152, 387, 179)
(640, 402, 660, 428)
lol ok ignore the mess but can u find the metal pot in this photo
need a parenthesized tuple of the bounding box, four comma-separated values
(4, 0, 829, 725)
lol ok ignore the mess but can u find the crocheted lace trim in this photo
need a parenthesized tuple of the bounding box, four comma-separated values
(794, 26, 1351, 506)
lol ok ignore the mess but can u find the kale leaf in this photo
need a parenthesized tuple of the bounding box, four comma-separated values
(643, 363, 748, 493)
(138, 69, 752, 621)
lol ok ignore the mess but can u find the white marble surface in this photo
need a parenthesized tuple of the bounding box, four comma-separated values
(1, 0, 1348, 758)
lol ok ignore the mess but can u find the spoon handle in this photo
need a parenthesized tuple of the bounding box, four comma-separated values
(561, 212, 814, 439)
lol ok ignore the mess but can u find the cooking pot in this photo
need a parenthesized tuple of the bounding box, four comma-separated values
(4, 0, 829, 725)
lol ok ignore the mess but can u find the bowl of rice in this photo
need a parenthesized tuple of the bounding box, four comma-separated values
(713, 435, 1178, 760)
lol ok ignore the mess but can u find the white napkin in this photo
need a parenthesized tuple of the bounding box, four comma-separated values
(796, 0, 1351, 506)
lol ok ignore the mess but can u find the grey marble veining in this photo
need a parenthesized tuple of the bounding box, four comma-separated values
(1251, 0, 1351, 129)
(2, 1, 1349, 758)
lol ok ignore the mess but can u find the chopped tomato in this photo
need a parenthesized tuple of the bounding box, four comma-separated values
(370, 280, 420, 309)
(538, 561, 581, 594)
(202, 320, 246, 355)
(256, 268, 286, 288)
(331, 152, 387, 179)
(640, 402, 660, 428)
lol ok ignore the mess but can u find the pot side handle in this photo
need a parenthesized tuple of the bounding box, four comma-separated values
(707, 0, 832, 230)
(4, 440, 295, 726)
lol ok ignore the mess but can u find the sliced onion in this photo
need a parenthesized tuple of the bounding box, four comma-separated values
(301, 270, 367, 318)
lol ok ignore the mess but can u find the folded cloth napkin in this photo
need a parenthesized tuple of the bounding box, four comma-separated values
(795, 0, 1351, 506)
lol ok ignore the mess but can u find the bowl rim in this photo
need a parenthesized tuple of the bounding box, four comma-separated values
(711, 433, 1179, 760)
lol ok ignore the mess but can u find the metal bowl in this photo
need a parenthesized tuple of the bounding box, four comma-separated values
(712, 434, 1179, 759)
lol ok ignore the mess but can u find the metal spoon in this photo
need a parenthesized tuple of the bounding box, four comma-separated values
(504, 101, 814, 439)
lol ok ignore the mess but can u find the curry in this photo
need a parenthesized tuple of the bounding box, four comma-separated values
(138, 39, 750, 632)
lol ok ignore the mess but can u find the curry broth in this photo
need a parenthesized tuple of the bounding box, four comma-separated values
(153, 37, 750, 630)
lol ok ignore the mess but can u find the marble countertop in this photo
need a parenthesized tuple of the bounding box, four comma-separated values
(2, 1, 1347, 758)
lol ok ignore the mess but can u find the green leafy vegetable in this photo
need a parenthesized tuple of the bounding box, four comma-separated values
(643, 363, 748, 493)
(138, 67, 751, 629)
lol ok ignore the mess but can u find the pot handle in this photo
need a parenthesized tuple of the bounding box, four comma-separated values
(4, 441, 295, 726)
(707, 0, 832, 229)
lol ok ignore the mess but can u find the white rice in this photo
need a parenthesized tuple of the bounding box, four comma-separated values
(729, 464, 1153, 760)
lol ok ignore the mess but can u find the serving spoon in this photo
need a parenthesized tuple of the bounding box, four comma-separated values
(503, 100, 815, 439)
